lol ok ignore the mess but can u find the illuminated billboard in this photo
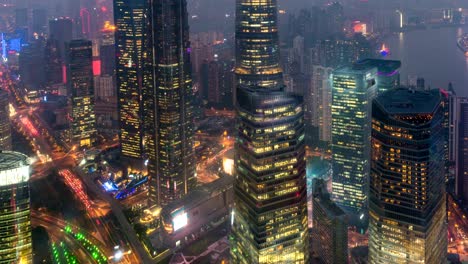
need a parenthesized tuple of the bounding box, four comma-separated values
(172, 207, 188, 232)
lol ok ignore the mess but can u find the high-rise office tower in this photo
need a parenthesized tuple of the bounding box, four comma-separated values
(454, 97, 468, 204)
(0, 151, 32, 263)
(0, 89, 11, 150)
(15, 8, 28, 28)
(46, 17, 72, 86)
(234, 0, 283, 89)
(231, 0, 309, 263)
(146, 0, 195, 206)
(312, 179, 348, 264)
(114, 0, 147, 166)
(369, 88, 447, 263)
(331, 63, 378, 216)
(66, 39, 96, 147)
(307, 65, 333, 143)
(32, 9, 47, 34)
(49, 17, 73, 62)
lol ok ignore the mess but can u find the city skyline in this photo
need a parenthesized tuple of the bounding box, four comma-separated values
(0, 1, 467, 263)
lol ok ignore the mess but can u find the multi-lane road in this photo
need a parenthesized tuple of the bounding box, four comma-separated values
(1, 64, 141, 263)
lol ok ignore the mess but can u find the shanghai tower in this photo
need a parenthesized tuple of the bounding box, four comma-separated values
(146, 0, 196, 206)
(230, 0, 309, 263)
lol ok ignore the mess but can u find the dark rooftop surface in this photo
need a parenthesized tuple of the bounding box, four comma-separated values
(0, 151, 29, 171)
(162, 175, 233, 215)
(355, 59, 401, 73)
(375, 88, 442, 115)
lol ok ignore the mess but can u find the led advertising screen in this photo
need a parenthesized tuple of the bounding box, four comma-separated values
(172, 207, 188, 232)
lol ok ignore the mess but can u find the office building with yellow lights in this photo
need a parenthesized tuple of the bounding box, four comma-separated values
(0, 151, 32, 263)
(145, 0, 196, 206)
(368, 88, 447, 263)
(114, 0, 148, 165)
(331, 63, 377, 216)
(66, 39, 96, 148)
(231, 1, 309, 263)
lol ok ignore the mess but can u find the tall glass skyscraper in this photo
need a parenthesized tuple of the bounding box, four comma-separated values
(0, 151, 32, 263)
(331, 63, 378, 215)
(234, 0, 283, 89)
(231, 0, 309, 262)
(369, 88, 447, 263)
(0, 89, 11, 150)
(66, 39, 96, 148)
(146, 0, 195, 206)
(114, 0, 148, 165)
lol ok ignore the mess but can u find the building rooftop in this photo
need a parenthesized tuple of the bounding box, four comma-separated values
(375, 88, 442, 115)
(161, 175, 234, 216)
(0, 151, 29, 172)
(313, 179, 346, 218)
(355, 59, 401, 75)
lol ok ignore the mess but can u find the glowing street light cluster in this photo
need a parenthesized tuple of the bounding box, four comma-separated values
(59, 169, 92, 209)
(51, 242, 78, 264)
(64, 226, 108, 263)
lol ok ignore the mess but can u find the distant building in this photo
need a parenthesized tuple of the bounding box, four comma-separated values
(0, 151, 32, 263)
(307, 65, 333, 143)
(94, 75, 115, 99)
(66, 39, 96, 147)
(312, 179, 348, 264)
(200, 58, 234, 107)
(32, 9, 47, 34)
(0, 89, 11, 150)
(15, 8, 28, 28)
(331, 63, 377, 216)
(19, 39, 46, 90)
(369, 88, 447, 263)
(160, 176, 233, 248)
(454, 97, 468, 204)
(48, 17, 73, 62)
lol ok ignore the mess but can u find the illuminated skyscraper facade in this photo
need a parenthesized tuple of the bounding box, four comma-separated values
(331, 64, 377, 214)
(369, 88, 447, 263)
(231, 0, 309, 262)
(146, 0, 195, 206)
(114, 0, 147, 163)
(66, 39, 96, 147)
(235, 0, 283, 89)
(0, 151, 32, 263)
(0, 89, 12, 150)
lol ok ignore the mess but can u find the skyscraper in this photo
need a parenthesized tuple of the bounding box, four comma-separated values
(49, 17, 73, 62)
(0, 151, 32, 263)
(0, 89, 12, 150)
(311, 179, 348, 264)
(66, 39, 96, 147)
(369, 88, 447, 263)
(331, 63, 378, 216)
(146, 0, 195, 206)
(307, 65, 333, 143)
(114, 0, 147, 165)
(231, 0, 309, 263)
(234, 0, 283, 89)
(454, 97, 468, 204)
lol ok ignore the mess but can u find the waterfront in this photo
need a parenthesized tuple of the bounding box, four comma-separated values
(385, 25, 468, 96)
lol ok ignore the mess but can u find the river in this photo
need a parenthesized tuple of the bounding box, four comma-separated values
(384, 25, 468, 96)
